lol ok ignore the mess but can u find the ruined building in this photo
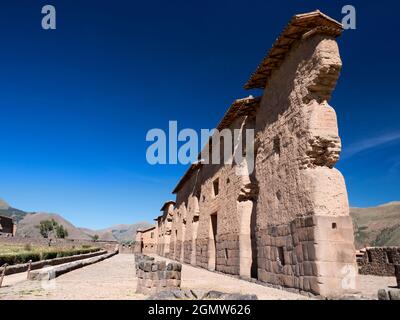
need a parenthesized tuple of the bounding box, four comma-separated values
(155, 201, 175, 257)
(142, 10, 358, 297)
(0, 215, 16, 237)
(134, 226, 157, 254)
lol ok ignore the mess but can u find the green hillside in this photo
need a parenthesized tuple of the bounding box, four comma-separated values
(350, 201, 400, 249)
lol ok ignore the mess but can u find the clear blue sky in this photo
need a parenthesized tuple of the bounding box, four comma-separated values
(0, 0, 399, 229)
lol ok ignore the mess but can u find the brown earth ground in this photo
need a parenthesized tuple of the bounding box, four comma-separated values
(0, 254, 396, 300)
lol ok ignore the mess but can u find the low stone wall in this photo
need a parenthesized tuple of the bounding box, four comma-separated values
(29, 250, 118, 280)
(119, 243, 135, 254)
(358, 247, 400, 276)
(135, 254, 181, 295)
(0, 236, 117, 251)
(3, 249, 107, 276)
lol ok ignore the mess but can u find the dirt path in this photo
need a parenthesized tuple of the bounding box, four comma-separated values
(0, 254, 145, 300)
(0, 253, 307, 300)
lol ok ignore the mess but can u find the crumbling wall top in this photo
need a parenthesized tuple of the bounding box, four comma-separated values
(171, 96, 260, 194)
(244, 10, 343, 90)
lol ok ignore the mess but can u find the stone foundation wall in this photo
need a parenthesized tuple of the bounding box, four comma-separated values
(169, 242, 175, 259)
(216, 233, 240, 275)
(257, 215, 356, 295)
(183, 240, 192, 264)
(135, 254, 182, 295)
(174, 240, 182, 261)
(195, 238, 209, 269)
(358, 247, 400, 276)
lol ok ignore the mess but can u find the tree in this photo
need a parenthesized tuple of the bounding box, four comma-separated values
(37, 219, 69, 239)
(92, 234, 99, 242)
(55, 224, 69, 239)
(38, 219, 55, 238)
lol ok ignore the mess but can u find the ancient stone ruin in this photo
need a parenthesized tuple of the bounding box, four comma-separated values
(134, 226, 157, 254)
(357, 247, 400, 276)
(135, 254, 181, 295)
(0, 216, 16, 237)
(138, 10, 358, 297)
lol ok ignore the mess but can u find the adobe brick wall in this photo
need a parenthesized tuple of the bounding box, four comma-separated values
(135, 227, 157, 254)
(357, 247, 400, 276)
(158, 202, 174, 258)
(155, 11, 357, 297)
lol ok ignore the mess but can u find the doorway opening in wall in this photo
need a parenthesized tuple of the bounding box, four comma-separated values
(208, 213, 218, 271)
(277, 247, 285, 266)
(213, 179, 219, 197)
(250, 201, 258, 279)
(367, 250, 373, 263)
(386, 251, 394, 264)
(192, 215, 199, 265)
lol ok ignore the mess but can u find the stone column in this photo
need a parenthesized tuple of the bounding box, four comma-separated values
(238, 200, 253, 278)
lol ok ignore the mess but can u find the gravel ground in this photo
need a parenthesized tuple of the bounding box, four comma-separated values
(0, 253, 396, 300)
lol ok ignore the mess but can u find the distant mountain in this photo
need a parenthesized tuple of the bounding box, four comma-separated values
(0, 198, 31, 223)
(0, 198, 10, 210)
(350, 201, 400, 249)
(0, 197, 153, 243)
(79, 222, 153, 243)
(17, 212, 92, 240)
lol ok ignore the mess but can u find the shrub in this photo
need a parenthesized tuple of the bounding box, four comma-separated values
(16, 252, 41, 264)
(41, 251, 58, 260)
(0, 247, 101, 266)
(0, 252, 41, 266)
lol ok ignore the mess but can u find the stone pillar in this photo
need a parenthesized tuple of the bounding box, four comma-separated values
(238, 200, 253, 278)
(191, 216, 199, 265)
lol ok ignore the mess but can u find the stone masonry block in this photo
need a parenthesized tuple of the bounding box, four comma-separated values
(166, 271, 181, 280)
